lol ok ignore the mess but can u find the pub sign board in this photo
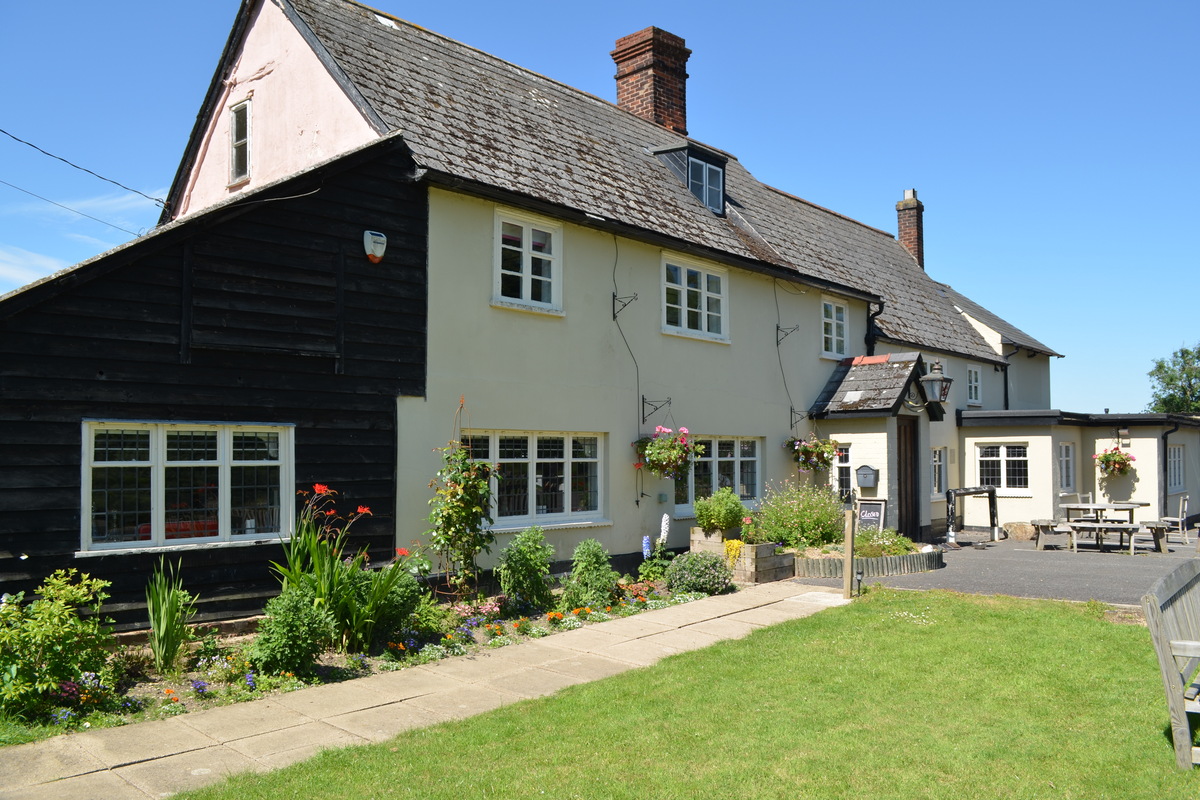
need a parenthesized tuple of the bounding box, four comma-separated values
(857, 499, 887, 531)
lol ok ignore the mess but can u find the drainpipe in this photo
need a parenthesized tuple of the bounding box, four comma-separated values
(1002, 346, 1020, 411)
(1161, 419, 1180, 517)
(865, 301, 885, 356)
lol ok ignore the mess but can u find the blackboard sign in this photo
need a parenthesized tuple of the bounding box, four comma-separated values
(857, 499, 887, 531)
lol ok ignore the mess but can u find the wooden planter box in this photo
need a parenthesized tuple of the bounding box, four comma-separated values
(689, 529, 796, 584)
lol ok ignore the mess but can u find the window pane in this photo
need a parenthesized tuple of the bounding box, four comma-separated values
(717, 460, 735, 492)
(501, 223, 522, 249)
(686, 269, 700, 290)
(531, 258, 551, 278)
(694, 459, 713, 499)
(500, 248, 523, 274)
(571, 460, 598, 512)
(497, 462, 529, 517)
(462, 435, 490, 460)
(164, 466, 220, 540)
(665, 264, 680, 285)
(167, 430, 217, 462)
(233, 431, 279, 461)
(499, 436, 529, 459)
(536, 459, 564, 515)
(531, 229, 552, 254)
(232, 465, 280, 534)
(531, 276, 551, 303)
(537, 436, 564, 459)
(573, 437, 598, 459)
(739, 458, 757, 500)
(94, 429, 150, 462)
(980, 445, 1000, 459)
(91, 466, 151, 543)
(979, 461, 1001, 487)
(706, 274, 722, 295)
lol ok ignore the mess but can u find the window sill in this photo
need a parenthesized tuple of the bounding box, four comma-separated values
(226, 177, 250, 190)
(820, 352, 848, 361)
(490, 518, 611, 534)
(77, 536, 289, 558)
(490, 298, 564, 317)
(994, 491, 1033, 499)
(661, 327, 730, 345)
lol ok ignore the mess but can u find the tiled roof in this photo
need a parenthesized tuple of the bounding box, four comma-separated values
(283, 0, 1026, 364)
(808, 353, 929, 418)
(938, 284, 1062, 357)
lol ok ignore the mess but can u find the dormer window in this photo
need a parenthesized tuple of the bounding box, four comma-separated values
(652, 144, 726, 215)
(688, 156, 723, 213)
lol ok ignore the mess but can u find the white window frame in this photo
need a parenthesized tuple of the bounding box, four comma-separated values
(229, 100, 251, 186)
(966, 365, 982, 406)
(688, 156, 724, 214)
(834, 445, 853, 503)
(493, 210, 563, 314)
(81, 421, 294, 553)
(1168, 444, 1185, 493)
(977, 443, 1029, 492)
(821, 298, 848, 358)
(931, 447, 947, 497)
(1058, 442, 1076, 492)
(463, 431, 604, 529)
(662, 257, 729, 342)
(674, 436, 761, 512)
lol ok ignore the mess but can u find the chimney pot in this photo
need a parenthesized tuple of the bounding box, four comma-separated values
(896, 189, 925, 269)
(611, 27, 691, 135)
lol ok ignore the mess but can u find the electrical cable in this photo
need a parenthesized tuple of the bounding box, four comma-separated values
(0, 127, 166, 208)
(773, 279, 799, 423)
(0, 178, 140, 236)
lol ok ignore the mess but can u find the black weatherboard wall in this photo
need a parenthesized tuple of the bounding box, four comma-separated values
(0, 140, 427, 628)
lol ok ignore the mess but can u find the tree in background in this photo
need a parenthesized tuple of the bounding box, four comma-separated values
(1147, 342, 1200, 413)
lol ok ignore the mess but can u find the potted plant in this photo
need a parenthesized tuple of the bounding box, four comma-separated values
(784, 433, 838, 473)
(633, 426, 704, 481)
(692, 486, 747, 539)
(1094, 447, 1135, 477)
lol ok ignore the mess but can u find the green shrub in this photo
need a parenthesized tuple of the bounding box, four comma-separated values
(747, 482, 844, 547)
(249, 587, 333, 676)
(693, 487, 748, 533)
(638, 541, 674, 582)
(854, 527, 918, 558)
(664, 551, 732, 595)
(145, 558, 197, 674)
(354, 566, 422, 651)
(559, 539, 619, 611)
(408, 593, 457, 641)
(496, 526, 556, 612)
(0, 569, 116, 720)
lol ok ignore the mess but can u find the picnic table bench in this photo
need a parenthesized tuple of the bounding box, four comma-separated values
(1141, 559, 1200, 768)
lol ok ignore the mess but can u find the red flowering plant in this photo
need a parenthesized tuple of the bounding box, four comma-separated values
(783, 433, 838, 473)
(270, 484, 409, 653)
(633, 426, 704, 481)
(1094, 447, 1135, 477)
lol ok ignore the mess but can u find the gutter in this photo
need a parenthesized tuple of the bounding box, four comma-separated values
(1002, 346, 1020, 411)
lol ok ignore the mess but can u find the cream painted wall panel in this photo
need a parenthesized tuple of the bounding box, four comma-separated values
(960, 428, 1056, 526)
(398, 189, 860, 566)
(175, 0, 377, 217)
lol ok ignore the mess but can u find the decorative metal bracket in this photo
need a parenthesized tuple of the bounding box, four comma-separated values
(790, 406, 806, 429)
(776, 324, 799, 345)
(613, 292, 638, 321)
(642, 395, 671, 425)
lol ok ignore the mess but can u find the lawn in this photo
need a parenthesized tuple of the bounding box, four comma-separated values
(178, 588, 1200, 800)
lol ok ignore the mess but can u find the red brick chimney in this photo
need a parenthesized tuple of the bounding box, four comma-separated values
(896, 188, 924, 269)
(611, 27, 691, 135)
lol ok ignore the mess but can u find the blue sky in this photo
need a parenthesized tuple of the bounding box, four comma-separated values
(2, 1, 1196, 413)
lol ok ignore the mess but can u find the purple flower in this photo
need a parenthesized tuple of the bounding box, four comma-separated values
(642, 535, 652, 559)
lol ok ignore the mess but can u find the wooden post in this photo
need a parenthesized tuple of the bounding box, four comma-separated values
(842, 508, 856, 599)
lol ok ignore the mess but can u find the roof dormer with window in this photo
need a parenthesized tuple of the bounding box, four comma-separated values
(652, 144, 726, 215)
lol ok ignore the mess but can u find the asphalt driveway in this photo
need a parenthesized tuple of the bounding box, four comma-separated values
(798, 533, 1198, 607)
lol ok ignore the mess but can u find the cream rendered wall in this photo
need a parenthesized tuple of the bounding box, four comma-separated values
(397, 188, 866, 566)
(1006, 353, 1053, 409)
(959, 427, 1056, 526)
(174, 0, 377, 217)
(1083, 429, 1162, 519)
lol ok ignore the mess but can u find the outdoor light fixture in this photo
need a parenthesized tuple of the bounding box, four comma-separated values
(855, 567, 864, 596)
(904, 359, 954, 411)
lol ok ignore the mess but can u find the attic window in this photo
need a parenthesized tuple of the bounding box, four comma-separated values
(229, 100, 250, 185)
(688, 156, 724, 213)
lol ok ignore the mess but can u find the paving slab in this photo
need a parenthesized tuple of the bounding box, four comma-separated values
(403, 684, 521, 722)
(722, 603, 820, 628)
(321, 701, 443, 743)
(628, 601, 731, 627)
(637, 626, 724, 654)
(539, 652, 641, 682)
(413, 651, 525, 683)
(72, 716, 218, 766)
(0, 734, 105, 790)
(180, 698, 311, 743)
(270, 672, 444, 719)
(597, 637, 682, 667)
(225, 719, 365, 762)
(685, 616, 760, 640)
(0, 768, 149, 800)
(476, 665, 587, 699)
(475, 637, 590, 668)
(587, 615, 675, 638)
(114, 744, 264, 799)
(541, 626, 635, 654)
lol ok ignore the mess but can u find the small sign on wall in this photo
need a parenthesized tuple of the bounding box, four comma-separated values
(857, 499, 887, 531)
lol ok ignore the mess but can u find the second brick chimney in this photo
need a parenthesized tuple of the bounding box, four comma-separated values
(611, 27, 691, 135)
(896, 189, 925, 269)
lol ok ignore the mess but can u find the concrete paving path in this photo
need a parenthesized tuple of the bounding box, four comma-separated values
(0, 582, 850, 800)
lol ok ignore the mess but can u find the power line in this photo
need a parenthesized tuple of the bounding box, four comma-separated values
(0, 178, 140, 236)
(0, 127, 166, 209)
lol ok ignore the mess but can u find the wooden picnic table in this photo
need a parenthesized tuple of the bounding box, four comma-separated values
(1061, 502, 1149, 525)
